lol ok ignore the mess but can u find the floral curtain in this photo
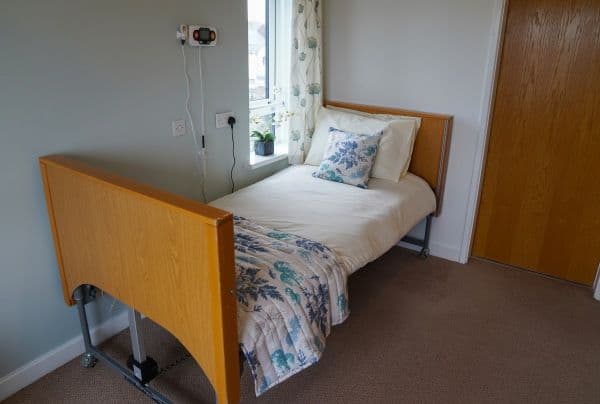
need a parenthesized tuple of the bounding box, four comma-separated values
(288, 0, 323, 165)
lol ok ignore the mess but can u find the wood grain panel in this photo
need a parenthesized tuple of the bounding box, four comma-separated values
(40, 156, 239, 404)
(473, 0, 600, 285)
(325, 101, 453, 216)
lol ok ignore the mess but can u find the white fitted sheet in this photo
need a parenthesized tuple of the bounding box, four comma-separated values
(210, 165, 436, 275)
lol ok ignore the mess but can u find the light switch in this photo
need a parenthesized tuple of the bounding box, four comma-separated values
(172, 120, 186, 137)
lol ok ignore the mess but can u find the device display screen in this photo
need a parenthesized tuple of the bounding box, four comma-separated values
(193, 28, 216, 44)
(198, 28, 210, 42)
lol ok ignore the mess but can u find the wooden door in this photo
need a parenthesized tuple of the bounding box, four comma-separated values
(473, 0, 600, 285)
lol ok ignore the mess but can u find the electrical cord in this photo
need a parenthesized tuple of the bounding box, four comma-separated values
(180, 44, 207, 203)
(197, 47, 208, 203)
(198, 48, 207, 139)
(228, 117, 237, 193)
(158, 352, 192, 376)
(181, 45, 197, 151)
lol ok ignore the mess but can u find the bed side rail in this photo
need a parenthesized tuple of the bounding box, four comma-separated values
(39, 155, 239, 404)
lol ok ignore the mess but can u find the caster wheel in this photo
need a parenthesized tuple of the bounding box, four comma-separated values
(81, 353, 98, 368)
(418, 248, 430, 259)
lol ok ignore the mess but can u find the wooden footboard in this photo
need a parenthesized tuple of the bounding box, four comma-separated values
(39, 156, 240, 403)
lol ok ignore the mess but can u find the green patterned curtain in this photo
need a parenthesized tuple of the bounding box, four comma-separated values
(288, 0, 323, 164)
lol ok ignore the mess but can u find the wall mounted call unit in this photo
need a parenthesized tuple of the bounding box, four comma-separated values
(188, 25, 217, 47)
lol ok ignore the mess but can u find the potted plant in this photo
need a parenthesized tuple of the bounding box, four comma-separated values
(251, 130, 275, 156)
(249, 107, 293, 157)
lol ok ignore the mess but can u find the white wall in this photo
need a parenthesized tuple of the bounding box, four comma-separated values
(324, 0, 499, 261)
(0, 0, 287, 393)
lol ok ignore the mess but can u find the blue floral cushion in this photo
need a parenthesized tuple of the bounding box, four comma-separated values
(312, 128, 382, 189)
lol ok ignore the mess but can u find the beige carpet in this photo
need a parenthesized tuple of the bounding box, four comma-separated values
(6, 248, 600, 403)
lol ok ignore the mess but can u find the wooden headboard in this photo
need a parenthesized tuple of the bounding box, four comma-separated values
(325, 101, 453, 217)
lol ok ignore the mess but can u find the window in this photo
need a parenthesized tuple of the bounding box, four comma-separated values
(248, 0, 291, 166)
(248, 0, 272, 103)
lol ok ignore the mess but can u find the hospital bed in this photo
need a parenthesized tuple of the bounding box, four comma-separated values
(39, 101, 452, 403)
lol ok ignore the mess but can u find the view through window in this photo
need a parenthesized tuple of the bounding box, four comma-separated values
(248, 0, 290, 164)
(248, 0, 269, 103)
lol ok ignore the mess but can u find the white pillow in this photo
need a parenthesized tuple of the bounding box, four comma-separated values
(372, 119, 418, 180)
(305, 107, 418, 181)
(326, 105, 422, 131)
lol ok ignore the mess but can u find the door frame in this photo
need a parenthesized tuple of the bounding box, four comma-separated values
(594, 264, 600, 301)
(458, 0, 509, 263)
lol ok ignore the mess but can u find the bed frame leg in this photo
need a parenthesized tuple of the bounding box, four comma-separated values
(418, 215, 433, 259)
(73, 285, 99, 369)
(401, 215, 433, 259)
(126, 309, 159, 384)
(72, 285, 172, 404)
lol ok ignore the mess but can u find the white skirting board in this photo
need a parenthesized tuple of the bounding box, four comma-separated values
(397, 240, 460, 263)
(0, 310, 129, 401)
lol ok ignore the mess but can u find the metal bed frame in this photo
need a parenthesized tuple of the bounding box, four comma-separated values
(40, 103, 451, 403)
(402, 214, 433, 258)
(75, 287, 247, 404)
(74, 285, 172, 403)
(73, 215, 433, 404)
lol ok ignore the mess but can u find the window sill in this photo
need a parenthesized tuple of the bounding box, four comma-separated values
(249, 153, 288, 170)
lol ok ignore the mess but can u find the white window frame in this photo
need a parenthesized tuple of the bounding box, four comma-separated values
(248, 0, 290, 166)
(249, 0, 277, 113)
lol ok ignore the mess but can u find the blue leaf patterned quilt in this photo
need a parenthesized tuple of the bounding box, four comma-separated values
(234, 216, 349, 395)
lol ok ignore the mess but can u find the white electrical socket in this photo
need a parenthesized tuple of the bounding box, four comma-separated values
(216, 112, 233, 129)
(172, 120, 186, 137)
(177, 24, 188, 43)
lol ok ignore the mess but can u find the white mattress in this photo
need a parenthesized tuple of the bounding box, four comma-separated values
(210, 165, 436, 275)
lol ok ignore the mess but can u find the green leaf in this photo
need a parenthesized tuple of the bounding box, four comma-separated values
(251, 130, 275, 142)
